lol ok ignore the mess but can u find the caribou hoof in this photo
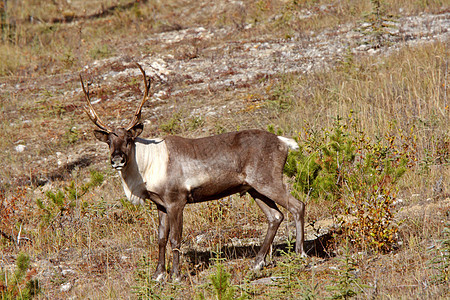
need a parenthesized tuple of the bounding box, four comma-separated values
(152, 271, 166, 282)
(253, 260, 266, 272)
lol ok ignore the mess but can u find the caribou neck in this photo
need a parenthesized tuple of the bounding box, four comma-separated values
(118, 142, 148, 205)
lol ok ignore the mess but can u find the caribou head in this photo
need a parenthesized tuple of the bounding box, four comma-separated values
(80, 63, 151, 170)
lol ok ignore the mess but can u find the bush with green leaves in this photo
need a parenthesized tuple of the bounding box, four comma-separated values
(357, 0, 398, 49)
(196, 252, 247, 300)
(429, 223, 450, 287)
(269, 240, 317, 300)
(326, 241, 368, 299)
(132, 255, 169, 300)
(283, 114, 416, 252)
(0, 252, 40, 299)
(36, 170, 104, 228)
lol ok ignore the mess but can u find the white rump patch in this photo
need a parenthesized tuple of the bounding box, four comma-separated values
(278, 136, 299, 151)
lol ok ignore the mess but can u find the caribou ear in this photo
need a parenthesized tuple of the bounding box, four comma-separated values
(129, 123, 144, 138)
(94, 130, 109, 143)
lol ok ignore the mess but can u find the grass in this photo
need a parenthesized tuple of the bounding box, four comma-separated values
(0, 0, 448, 299)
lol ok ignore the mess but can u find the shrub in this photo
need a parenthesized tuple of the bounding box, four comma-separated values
(429, 223, 450, 286)
(197, 251, 247, 300)
(269, 240, 315, 300)
(0, 252, 40, 299)
(36, 170, 104, 228)
(326, 241, 367, 299)
(285, 113, 416, 252)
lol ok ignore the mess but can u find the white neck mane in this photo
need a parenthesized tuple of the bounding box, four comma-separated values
(119, 138, 168, 205)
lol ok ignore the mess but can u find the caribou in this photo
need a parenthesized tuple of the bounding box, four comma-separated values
(80, 63, 307, 281)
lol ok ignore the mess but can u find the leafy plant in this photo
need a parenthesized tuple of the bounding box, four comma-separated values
(60, 49, 75, 69)
(0, 252, 40, 299)
(159, 112, 183, 134)
(36, 170, 104, 228)
(89, 44, 114, 60)
(266, 75, 294, 112)
(326, 241, 367, 299)
(64, 126, 79, 145)
(429, 223, 450, 286)
(187, 116, 205, 131)
(132, 255, 182, 300)
(358, 0, 398, 49)
(269, 240, 315, 300)
(285, 114, 416, 252)
(197, 251, 246, 300)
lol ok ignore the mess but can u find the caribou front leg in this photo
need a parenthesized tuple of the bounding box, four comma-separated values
(153, 208, 169, 281)
(167, 201, 186, 282)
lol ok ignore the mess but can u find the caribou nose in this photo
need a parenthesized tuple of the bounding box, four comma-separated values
(111, 155, 126, 170)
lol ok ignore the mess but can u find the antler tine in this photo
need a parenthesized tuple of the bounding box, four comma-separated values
(126, 62, 152, 131)
(80, 74, 112, 133)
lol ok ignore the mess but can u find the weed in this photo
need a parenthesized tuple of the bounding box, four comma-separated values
(214, 124, 227, 135)
(286, 114, 416, 252)
(159, 112, 183, 134)
(60, 49, 75, 69)
(187, 116, 205, 131)
(64, 126, 79, 145)
(326, 241, 367, 299)
(0, 252, 40, 299)
(357, 0, 398, 49)
(89, 44, 114, 60)
(269, 240, 315, 300)
(265, 75, 294, 112)
(429, 222, 450, 287)
(197, 251, 246, 300)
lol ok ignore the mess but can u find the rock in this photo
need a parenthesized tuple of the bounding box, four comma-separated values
(60, 282, 72, 292)
(251, 276, 282, 285)
(61, 268, 75, 277)
(14, 145, 26, 152)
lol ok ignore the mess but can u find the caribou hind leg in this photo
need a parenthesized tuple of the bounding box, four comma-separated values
(248, 189, 284, 271)
(249, 182, 307, 257)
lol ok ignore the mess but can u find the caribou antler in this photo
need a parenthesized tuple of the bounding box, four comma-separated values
(80, 74, 113, 133)
(81, 63, 151, 132)
(126, 63, 152, 131)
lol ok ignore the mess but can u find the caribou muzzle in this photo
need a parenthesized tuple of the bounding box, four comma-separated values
(111, 154, 126, 170)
